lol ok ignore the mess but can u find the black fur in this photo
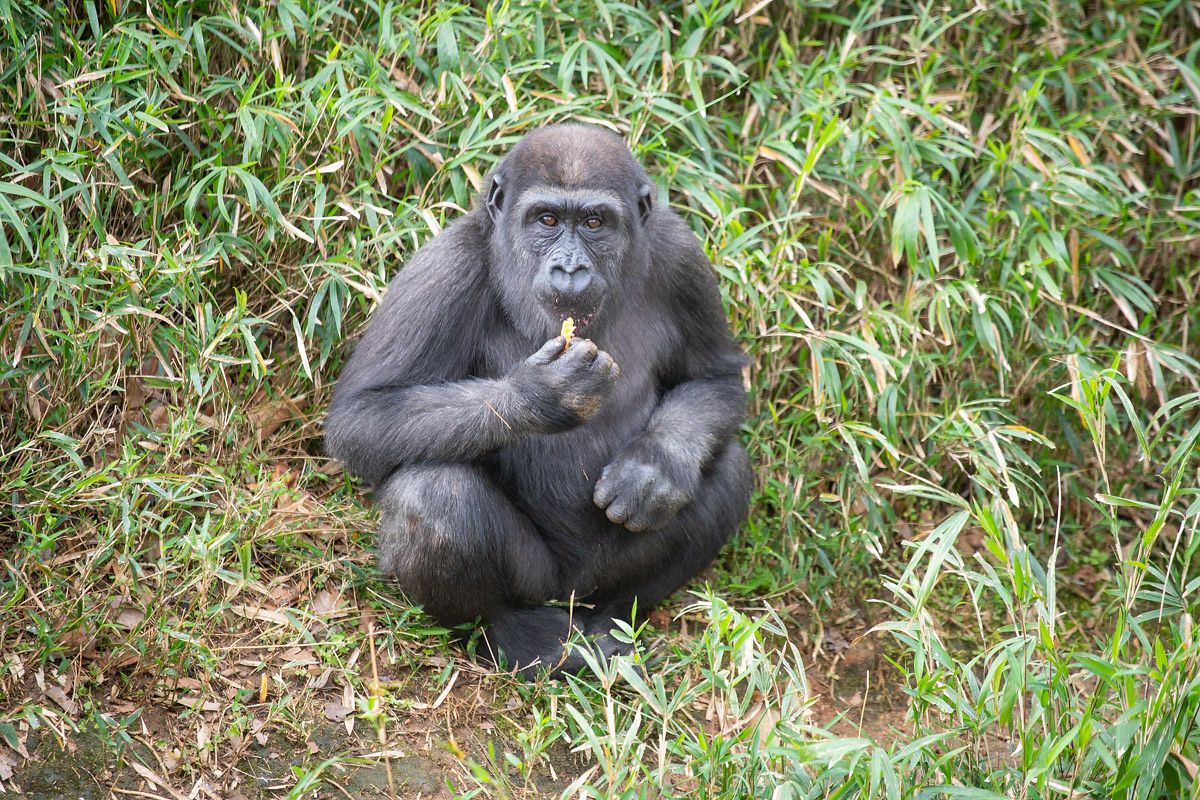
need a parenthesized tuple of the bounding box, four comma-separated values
(326, 124, 752, 678)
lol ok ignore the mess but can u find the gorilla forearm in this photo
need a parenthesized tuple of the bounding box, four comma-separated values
(328, 336, 618, 487)
(594, 374, 746, 532)
(326, 378, 534, 487)
(642, 375, 746, 473)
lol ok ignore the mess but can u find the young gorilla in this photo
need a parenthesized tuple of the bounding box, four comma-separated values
(326, 124, 752, 678)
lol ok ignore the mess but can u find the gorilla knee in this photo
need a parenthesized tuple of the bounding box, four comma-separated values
(374, 467, 504, 622)
(375, 465, 559, 622)
(375, 467, 468, 575)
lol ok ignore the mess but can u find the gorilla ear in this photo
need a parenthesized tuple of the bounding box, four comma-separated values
(486, 173, 505, 224)
(637, 183, 654, 225)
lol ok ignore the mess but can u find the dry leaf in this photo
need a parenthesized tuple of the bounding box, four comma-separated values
(44, 686, 77, 715)
(311, 589, 342, 617)
(116, 608, 145, 629)
(249, 398, 295, 444)
(228, 604, 291, 626)
(148, 401, 171, 431)
(323, 700, 349, 723)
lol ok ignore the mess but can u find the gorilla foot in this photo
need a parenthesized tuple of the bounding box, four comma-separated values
(481, 607, 634, 680)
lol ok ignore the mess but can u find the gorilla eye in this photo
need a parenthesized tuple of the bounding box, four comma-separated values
(584, 217, 603, 230)
(539, 214, 558, 227)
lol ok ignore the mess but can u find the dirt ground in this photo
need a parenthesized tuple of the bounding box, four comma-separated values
(7, 620, 911, 800)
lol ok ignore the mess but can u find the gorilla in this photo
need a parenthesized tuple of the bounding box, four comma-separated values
(326, 124, 752, 678)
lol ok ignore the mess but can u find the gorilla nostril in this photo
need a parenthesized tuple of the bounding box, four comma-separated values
(549, 267, 571, 293)
(550, 263, 592, 294)
(570, 268, 592, 293)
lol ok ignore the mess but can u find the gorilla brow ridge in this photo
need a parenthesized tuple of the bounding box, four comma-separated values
(513, 186, 629, 224)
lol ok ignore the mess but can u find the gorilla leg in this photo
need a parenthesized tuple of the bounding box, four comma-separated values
(576, 442, 754, 630)
(375, 464, 559, 624)
(376, 447, 751, 679)
(376, 465, 618, 677)
(483, 606, 633, 679)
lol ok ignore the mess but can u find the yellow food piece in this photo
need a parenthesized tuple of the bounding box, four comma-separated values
(561, 317, 575, 347)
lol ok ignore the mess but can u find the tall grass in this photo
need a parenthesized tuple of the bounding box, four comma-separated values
(1, 0, 1198, 798)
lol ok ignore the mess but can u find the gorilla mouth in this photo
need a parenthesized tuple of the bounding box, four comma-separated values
(566, 310, 596, 329)
(549, 294, 601, 333)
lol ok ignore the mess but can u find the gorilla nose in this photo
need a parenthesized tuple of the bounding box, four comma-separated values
(549, 264, 593, 294)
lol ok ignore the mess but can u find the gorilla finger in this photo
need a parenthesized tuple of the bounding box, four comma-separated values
(592, 351, 618, 378)
(564, 338, 598, 365)
(605, 501, 631, 525)
(641, 494, 678, 529)
(529, 337, 567, 365)
(593, 476, 615, 508)
(624, 516, 647, 533)
(654, 484, 686, 511)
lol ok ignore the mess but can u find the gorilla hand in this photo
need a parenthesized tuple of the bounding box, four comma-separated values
(510, 336, 619, 433)
(593, 439, 700, 532)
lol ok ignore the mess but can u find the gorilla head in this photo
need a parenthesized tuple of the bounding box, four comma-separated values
(484, 125, 656, 340)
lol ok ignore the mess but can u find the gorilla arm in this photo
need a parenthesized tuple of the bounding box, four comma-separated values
(593, 225, 748, 532)
(593, 373, 745, 532)
(325, 220, 618, 488)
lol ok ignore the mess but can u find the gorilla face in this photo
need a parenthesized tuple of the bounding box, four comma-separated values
(516, 186, 627, 329)
(484, 127, 653, 339)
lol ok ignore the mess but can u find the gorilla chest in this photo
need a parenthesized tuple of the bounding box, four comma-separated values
(491, 341, 663, 527)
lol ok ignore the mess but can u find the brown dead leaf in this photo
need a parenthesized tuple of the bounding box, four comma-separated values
(249, 394, 299, 444)
(307, 667, 333, 690)
(956, 531, 986, 555)
(822, 627, 850, 653)
(1022, 143, 1052, 178)
(148, 401, 171, 431)
(1066, 133, 1091, 165)
(176, 696, 221, 713)
(269, 584, 298, 605)
(55, 627, 93, 656)
(228, 604, 291, 627)
(840, 638, 878, 674)
(116, 608, 145, 629)
(128, 760, 186, 800)
(311, 589, 342, 617)
(648, 609, 672, 628)
(44, 685, 77, 715)
(324, 700, 349, 723)
(316, 459, 344, 476)
(99, 651, 140, 672)
(282, 647, 317, 666)
(271, 462, 298, 489)
(0, 749, 18, 782)
(125, 376, 146, 411)
(251, 717, 269, 746)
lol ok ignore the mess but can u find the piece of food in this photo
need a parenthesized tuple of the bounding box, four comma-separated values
(560, 317, 575, 347)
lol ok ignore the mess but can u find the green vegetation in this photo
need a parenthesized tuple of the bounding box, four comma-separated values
(2, 1, 1198, 798)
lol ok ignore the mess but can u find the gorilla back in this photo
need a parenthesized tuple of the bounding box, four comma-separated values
(326, 124, 752, 678)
